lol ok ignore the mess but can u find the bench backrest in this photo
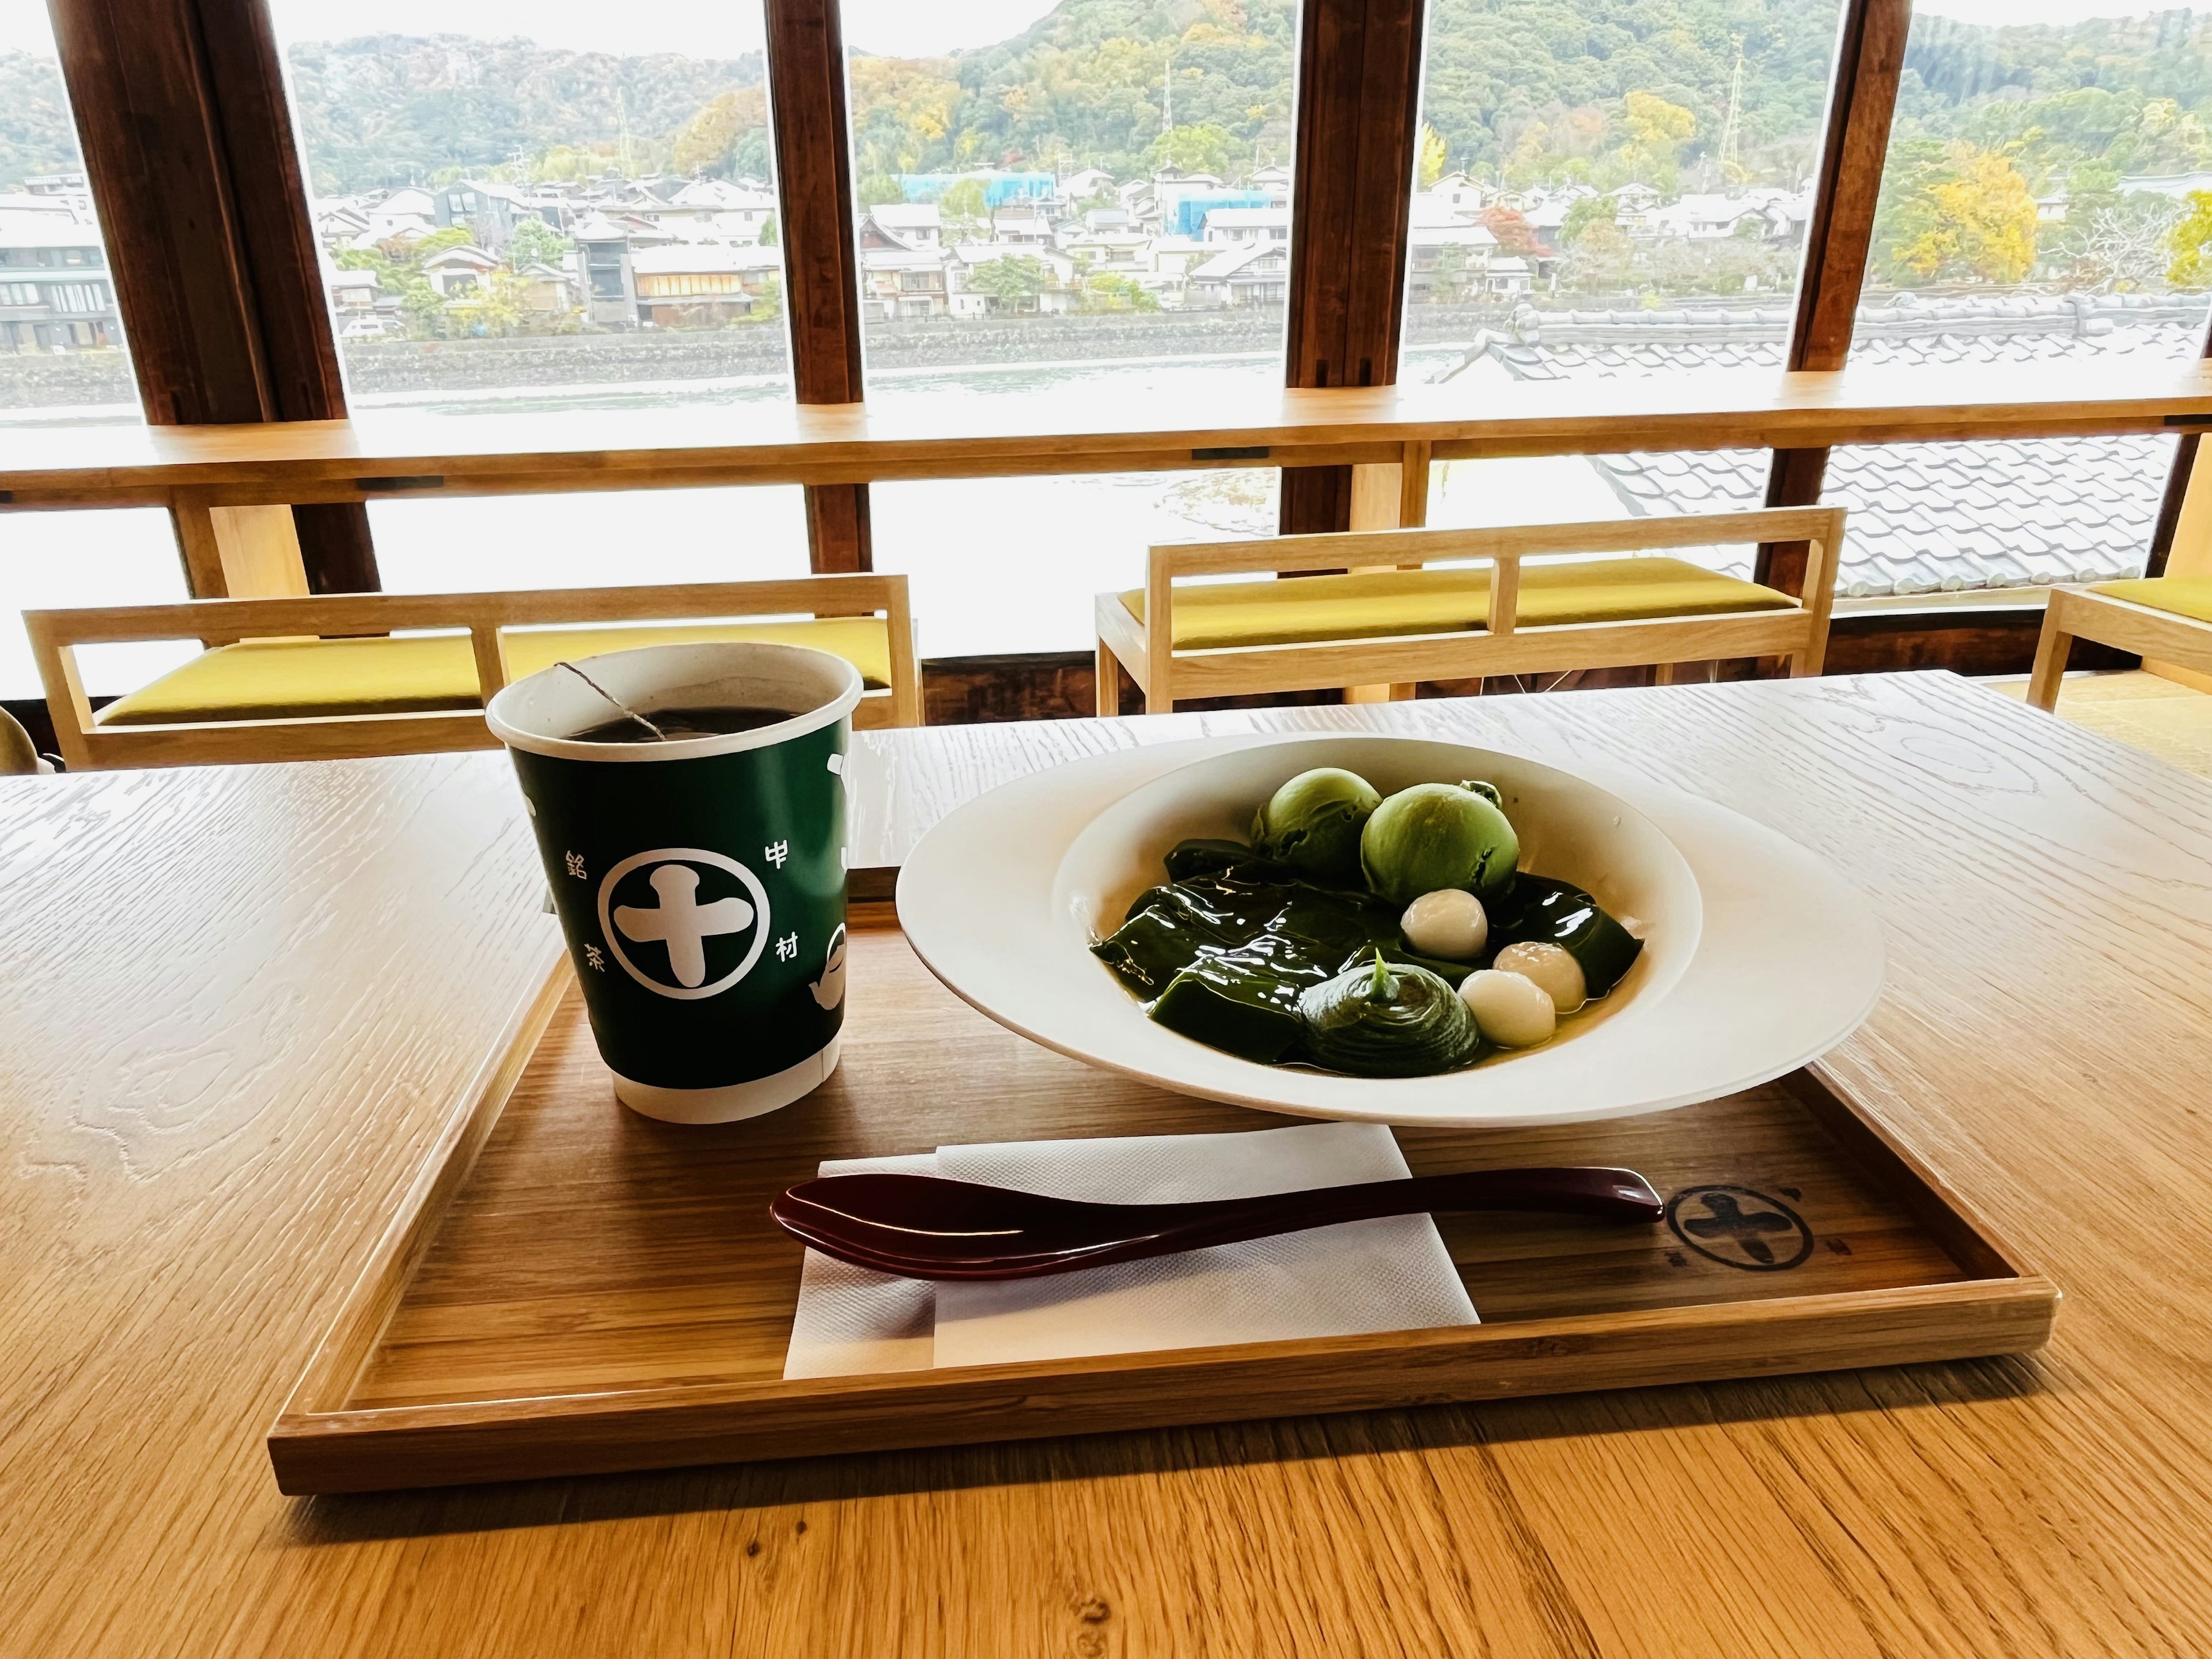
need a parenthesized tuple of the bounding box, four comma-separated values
(25, 573, 920, 770)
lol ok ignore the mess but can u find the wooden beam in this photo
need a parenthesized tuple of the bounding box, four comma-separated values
(764, 0, 872, 574)
(1759, 0, 1911, 597)
(1279, 0, 1427, 534)
(47, 0, 379, 597)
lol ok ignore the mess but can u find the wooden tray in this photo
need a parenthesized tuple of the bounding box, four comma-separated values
(268, 907, 2057, 1495)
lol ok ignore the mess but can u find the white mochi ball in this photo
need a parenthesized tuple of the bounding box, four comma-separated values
(1491, 941, 1586, 1013)
(1459, 969, 1558, 1049)
(1399, 889, 1488, 961)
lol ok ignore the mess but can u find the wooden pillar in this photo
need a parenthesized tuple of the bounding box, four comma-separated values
(1279, 0, 1427, 536)
(48, 0, 379, 597)
(764, 0, 872, 574)
(1756, 0, 1910, 603)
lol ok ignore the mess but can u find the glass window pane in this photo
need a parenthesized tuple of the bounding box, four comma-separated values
(268, 6, 793, 406)
(1842, 1, 2207, 593)
(0, 0, 191, 702)
(265, 9, 813, 604)
(1406, 0, 1847, 543)
(1821, 434, 2173, 596)
(366, 487, 809, 594)
(840, 0, 1296, 653)
(1856, 1, 2212, 357)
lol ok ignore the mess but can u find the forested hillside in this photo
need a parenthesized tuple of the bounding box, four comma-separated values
(0, 52, 79, 183)
(7, 1, 2212, 214)
(282, 36, 767, 191)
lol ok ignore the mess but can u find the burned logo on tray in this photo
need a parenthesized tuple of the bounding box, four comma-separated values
(1664, 1184, 1815, 1272)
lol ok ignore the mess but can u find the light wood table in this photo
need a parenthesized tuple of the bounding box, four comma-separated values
(3, 672, 2209, 1657)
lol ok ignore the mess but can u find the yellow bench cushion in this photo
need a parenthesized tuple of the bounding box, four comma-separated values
(97, 619, 893, 728)
(1118, 557, 1795, 651)
(2090, 577, 2212, 626)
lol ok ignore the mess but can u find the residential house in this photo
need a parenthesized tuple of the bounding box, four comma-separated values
(1146, 237, 1214, 282)
(0, 213, 122, 351)
(313, 200, 371, 246)
(859, 247, 952, 320)
(420, 244, 500, 301)
(946, 247, 1077, 317)
(1060, 228, 1151, 272)
(432, 180, 543, 252)
(653, 178, 777, 243)
(1188, 241, 1289, 307)
(351, 187, 438, 248)
(1427, 172, 1488, 217)
(1643, 190, 1809, 243)
(860, 205, 942, 250)
(571, 213, 641, 325)
(514, 261, 577, 317)
(1062, 167, 1115, 202)
(1482, 255, 1534, 294)
(1201, 206, 1291, 246)
(1250, 163, 1294, 205)
(1404, 221, 1501, 302)
(990, 203, 1054, 245)
(325, 264, 385, 320)
(631, 244, 780, 325)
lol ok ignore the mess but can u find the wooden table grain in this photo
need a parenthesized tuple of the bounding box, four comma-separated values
(3, 672, 2209, 1658)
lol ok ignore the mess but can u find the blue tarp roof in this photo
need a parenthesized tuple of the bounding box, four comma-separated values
(1166, 191, 1271, 238)
(897, 172, 1057, 207)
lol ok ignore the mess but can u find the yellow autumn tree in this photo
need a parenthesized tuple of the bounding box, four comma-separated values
(1892, 145, 2039, 285)
(1416, 123, 1448, 189)
(1612, 91, 1695, 190)
(669, 89, 767, 177)
(2166, 190, 2212, 288)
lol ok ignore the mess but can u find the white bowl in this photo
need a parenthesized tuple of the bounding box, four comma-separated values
(897, 734, 1884, 1128)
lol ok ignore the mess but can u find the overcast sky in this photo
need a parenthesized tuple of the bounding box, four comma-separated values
(0, 0, 2191, 59)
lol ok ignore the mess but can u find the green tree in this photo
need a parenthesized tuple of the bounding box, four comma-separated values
(1557, 195, 1618, 247)
(1078, 271, 1160, 312)
(967, 253, 1049, 310)
(939, 177, 991, 244)
(856, 174, 907, 209)
(1143, 123, 1235, 179)
(505, 216, 569, 270)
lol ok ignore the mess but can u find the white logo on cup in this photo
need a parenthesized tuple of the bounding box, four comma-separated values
(596, 848, 771, 1000)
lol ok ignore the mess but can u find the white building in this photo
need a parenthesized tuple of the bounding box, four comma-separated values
(1200, 206, 1291, 246)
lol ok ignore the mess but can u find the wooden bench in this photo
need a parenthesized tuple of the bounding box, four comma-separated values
(1095, 507, 1843, 714)
(26, 574, 921, 770)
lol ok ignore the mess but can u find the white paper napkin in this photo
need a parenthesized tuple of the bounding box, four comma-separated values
(782, 1152, 939, 1378)
(781, 1123, 1477, 1380)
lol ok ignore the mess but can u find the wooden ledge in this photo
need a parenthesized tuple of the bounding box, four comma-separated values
(2, 357, 2207, 508)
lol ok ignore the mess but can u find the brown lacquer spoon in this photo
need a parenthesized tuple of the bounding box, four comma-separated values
(771, 1166, 1664, 1281)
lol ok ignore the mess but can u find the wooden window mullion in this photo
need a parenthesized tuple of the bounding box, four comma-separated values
(48, 0, 378, 594)
(764, 0, 870, 574)
(1758, 0, 1911, 596)
(1279, 0, 1427, 536)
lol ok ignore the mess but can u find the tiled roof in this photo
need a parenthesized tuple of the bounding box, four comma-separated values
(1450, 294, 2204, 597)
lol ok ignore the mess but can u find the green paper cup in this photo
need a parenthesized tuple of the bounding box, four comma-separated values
(487, 642, 861, 1124)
